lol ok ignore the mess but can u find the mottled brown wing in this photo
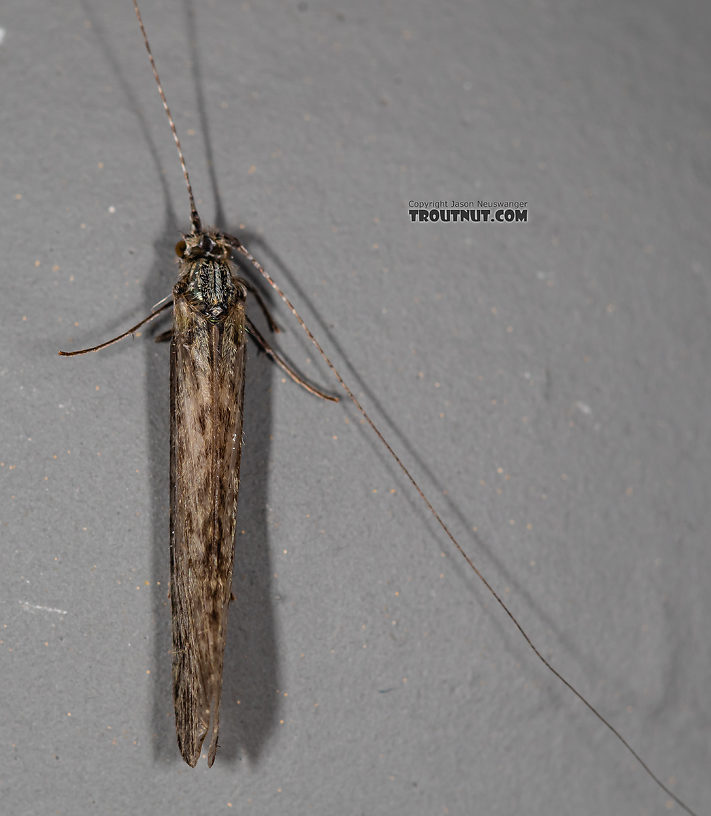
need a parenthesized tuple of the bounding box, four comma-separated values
(170, 292, 246, 767)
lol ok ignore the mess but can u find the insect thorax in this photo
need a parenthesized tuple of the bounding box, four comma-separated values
(175, 231, 245, 322)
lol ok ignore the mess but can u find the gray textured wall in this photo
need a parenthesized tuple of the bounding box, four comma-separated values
(2, 0, 709, 814)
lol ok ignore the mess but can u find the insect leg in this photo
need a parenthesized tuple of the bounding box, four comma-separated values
(245, 316, 338, 402)
(58, 300, 173, 356)
(241, 279, 280, 333)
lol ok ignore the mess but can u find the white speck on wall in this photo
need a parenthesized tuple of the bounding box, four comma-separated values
(0, 29, 6, 46)
(576, 401, 592, 415)
(19, 601, 68, 616)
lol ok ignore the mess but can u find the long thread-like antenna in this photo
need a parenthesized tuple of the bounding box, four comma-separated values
(229, 238, 698, 816)
(132, 0, 202, 233)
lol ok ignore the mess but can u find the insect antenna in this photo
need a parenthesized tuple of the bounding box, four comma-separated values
(228, 238, 699, 816)
(132, 0, 201, 234)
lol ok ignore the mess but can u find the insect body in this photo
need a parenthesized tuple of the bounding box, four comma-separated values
(170, 230, 248, 766)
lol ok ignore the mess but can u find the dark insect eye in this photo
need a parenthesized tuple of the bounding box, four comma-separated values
(175, 240, 187, 257)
